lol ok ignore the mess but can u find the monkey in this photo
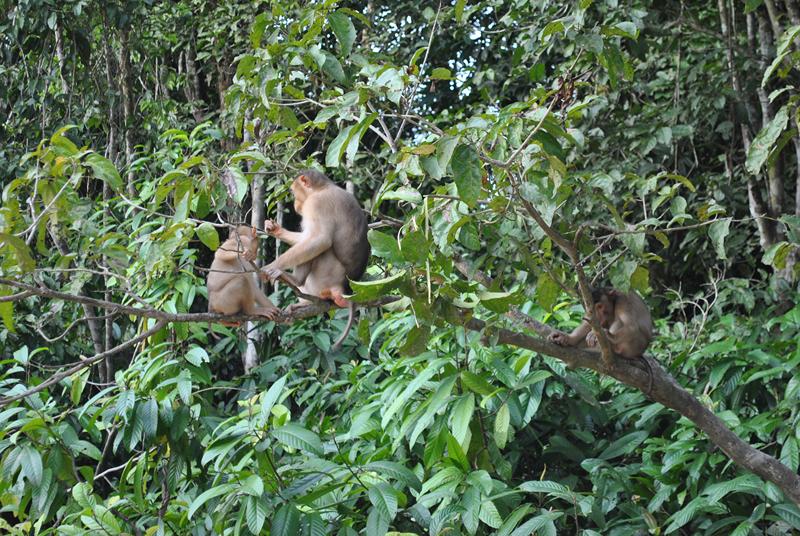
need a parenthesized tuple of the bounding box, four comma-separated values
(549, 287, 654, 389)
(207, 225, 279, 325)
(260, 169, 370, 350)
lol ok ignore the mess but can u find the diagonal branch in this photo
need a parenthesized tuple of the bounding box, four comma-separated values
(0, 319, 166, 409)
(460, 313, 800, 506)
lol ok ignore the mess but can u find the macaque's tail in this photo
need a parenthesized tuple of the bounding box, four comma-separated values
(331, 302, 355, 351)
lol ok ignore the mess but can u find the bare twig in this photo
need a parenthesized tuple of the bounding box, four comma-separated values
(0, 320, 166, 408)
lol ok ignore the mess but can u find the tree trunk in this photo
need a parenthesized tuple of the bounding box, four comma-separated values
(243, 115, 265, 374)
(719, 0, 775, 247)
(54, 17, 69, 93)
(103, 15, 119, 382)
(119, 28, 137, 197)
(184, 30, 204, 123)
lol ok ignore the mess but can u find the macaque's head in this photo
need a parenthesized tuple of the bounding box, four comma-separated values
(291, 169, 330, 214)
(591, 287, 617, 328)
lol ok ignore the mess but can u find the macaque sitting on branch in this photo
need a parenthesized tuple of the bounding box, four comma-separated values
(261, 169, 370, 350)
(207, 225, 279, 325)
(549, 287, 653, 359)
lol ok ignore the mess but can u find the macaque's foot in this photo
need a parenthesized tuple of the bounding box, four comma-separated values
(320, 288, 349, 308)
(283, 302, 308, 315)
(548, 332, 567, 346)
(256, 306, 280, 321)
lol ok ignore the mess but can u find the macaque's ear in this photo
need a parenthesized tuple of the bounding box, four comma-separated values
(251, 227, 257, 238)
(298, 174, 310, 188)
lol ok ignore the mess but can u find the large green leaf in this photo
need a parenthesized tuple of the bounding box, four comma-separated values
(746, 106, 790, 175)
(271, 424, 324, 456)
(451, 145, 483, 207)
(328, 11, 356, 56)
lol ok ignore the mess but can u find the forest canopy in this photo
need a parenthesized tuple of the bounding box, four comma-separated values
(1, 0, 800, 534)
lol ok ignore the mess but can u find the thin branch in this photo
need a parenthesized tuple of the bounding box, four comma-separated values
(0, 290, 33, 302)
(0, 320, 166, 409)
(393, 2, 442, 144)
(0, 278, 399, 326)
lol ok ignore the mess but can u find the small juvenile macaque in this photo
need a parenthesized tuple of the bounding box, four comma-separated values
(549, 287, 653, 359)
(207, 225, 279, 325)
(261, 169, 370, 349)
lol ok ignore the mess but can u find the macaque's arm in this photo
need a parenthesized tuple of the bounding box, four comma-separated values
(265, 220, 303, 246)
(268, 208, 333, 270)
(549, 320, 592, 347)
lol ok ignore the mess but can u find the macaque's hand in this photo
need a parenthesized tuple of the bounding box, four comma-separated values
(548, 332, 568, 346)
(585, 331, 598, 348)
(264, 219, 283, 238)
(260, 262, 282, 282)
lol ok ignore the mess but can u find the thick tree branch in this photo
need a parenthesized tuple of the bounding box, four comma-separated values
(462, 314, 800, 506)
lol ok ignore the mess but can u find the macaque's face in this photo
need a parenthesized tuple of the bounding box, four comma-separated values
(594, 294, 615, 328)
(291, 175, 310, 214)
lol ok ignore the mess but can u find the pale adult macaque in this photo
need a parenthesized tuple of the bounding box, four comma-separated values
(207, 225, 279, 325)
(549, 287, 653, 359)
(261, 169, 370, 350)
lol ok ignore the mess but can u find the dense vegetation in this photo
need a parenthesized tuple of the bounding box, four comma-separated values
(1, 0, 799, 534)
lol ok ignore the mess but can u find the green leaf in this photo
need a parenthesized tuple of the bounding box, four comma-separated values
(455, 0, 466, 22)
(137, 398, 158, 439)
(762, 25, 800, 86)
(709, 218, 732, 260)
(451, 393, 475, 444)
(368, 230, 403, 263)
(368, 482, 398, 521)
(519, 480, 571, 495)
(259, 375, 287, 422)
(382, 357, 448, 428)
(460, 486, 480, 533)
(598, 431, 648, 460)
(461, 370, 494, 397)
(185, 346, 209, 367)
(245, 496, 268, 534)
(70, 369, 89, 405)
(0, 233, 36, 272)
(329, 11, 356, 56)
(774, 503, 800, 530)
(383, 186, 423, 205)
(0, 299, 13, 333)
(400, 230, 429, 264)
(272, 504, 301, 536)
(187, 483, 237, 518)
(364, 461, 422, 490)
(509, 512, 563, 536)
(196, 222, 220, 251)
(250, 13, 269, 48)
(537, 272, 560, 312)
(451, 145, 483, 207)
(350, 271, 406, 302)
(272, 424, 324, 455)
(747, 106, 790, 175)
(399, 324, 431, 357)
(431, 67, 452, 80)
(85, 153, 123, 191)
(240, 474, 264, 497)
(20, 445, 43, 486)
(325, 125, 356, 168)
(494, 403, 510, 449)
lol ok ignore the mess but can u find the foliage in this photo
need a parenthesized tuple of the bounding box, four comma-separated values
(1, 0, 799, 534)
